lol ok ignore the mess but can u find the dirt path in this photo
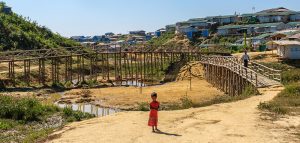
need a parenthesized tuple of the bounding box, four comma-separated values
(48, 85, 300, 143)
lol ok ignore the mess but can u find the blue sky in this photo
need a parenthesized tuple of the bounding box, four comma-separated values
(3, 0, 300, 37)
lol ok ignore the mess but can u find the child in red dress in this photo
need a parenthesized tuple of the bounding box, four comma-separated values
(148, 92, 160, 132)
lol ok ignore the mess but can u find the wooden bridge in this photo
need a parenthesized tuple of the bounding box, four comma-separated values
(0, 47, 281, 96)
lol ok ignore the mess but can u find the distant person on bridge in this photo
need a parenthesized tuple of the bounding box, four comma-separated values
(241, 51, 250, 68)
(148, 92, 160, 132)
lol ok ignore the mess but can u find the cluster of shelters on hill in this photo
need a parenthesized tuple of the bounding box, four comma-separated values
(165, 7, 300, 40)
(70, 30, 157, 46)
(161, 7, 300, 60)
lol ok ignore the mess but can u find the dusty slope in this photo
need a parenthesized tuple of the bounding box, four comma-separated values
(48, 85, 299, 143)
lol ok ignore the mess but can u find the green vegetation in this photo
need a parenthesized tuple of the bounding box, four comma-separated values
(0, 2, 78, 51)
(137, 102, 149, 111)
(63, 107, 94, 122)
(147, 32, 175, 47)
(0, 96, 58, 121)
(282, 69, 300, 85)
(259, 83, 300, 115)
(179, 95, 193, 109)
(258, 61, 300, 85)
(238, 16, 259, 25)
(258, 61, 300, 115)
(209, 35, 241, 44)
(0, 95, 94, 142)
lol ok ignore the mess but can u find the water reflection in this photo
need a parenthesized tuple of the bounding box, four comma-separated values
(57, 103, 120, 117)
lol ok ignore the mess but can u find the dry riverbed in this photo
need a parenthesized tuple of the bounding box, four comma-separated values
(61, 79, 224, 110)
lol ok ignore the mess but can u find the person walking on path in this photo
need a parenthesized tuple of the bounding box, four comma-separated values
(148, 92, 160, 132)
(241, 51, 250, 68)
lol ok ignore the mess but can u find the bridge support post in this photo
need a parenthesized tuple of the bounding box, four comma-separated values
(24, 60, 30, 86)
(38, 58, 46, 86)
(8, 60, 15, 86)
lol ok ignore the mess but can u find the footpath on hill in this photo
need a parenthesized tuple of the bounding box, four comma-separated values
(48, 85, 300, 143)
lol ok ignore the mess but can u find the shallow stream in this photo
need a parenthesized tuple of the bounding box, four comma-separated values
(57, 103, 121, 117)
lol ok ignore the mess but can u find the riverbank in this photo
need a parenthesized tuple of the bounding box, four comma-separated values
(48, 85, 300, 143)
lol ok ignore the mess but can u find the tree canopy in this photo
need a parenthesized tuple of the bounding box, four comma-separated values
(0, 2, 79, 51)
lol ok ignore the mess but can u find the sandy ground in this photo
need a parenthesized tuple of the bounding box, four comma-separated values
(65, 79, 223, 110)
(48, 85, 300, 143)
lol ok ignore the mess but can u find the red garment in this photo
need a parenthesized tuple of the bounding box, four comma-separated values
(148, 101, 160, 126)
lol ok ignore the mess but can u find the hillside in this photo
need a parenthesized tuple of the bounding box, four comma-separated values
(0, 2, 78, 51)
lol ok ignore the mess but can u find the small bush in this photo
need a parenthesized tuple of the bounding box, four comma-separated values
(282, 69, 300, 85)
(63, 107, 95, 121)
(51, 82, 65, 90)
(180, 95, 193, 109)
(64, 81, 73, 88)
(258, 102, 287, 114)
(63, 107, 73, 117)
(23, 128, 54, 143)
(86, 79, 99, 88)
(137, 102, 149, 111)
(278, 84, 300, 97)
(0, 121, 12, 130)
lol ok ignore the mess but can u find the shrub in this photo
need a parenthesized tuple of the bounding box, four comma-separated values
(63, 107, 95, 121)
(137, 102, 149, 111)
(258, 83, 300, 115)
(64, 81, 73, 88)
(86, 79, 99, 87)
(0, 95, 60, 122)
(258, 102, 287, 114)
(278, 84, 300, 97)
(63, 107, 73, 117)
(282, 69, 300, 85)
(0, 121, 12, 130)
(180, 95, 193, 109)
(51, 82, 65, 90)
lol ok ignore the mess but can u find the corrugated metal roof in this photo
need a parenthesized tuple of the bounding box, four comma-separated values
(267, 40, 300, 46)
(257, 7, 294, 13)
(206, 15, 237, 19)
(252, 33, 274, 39)
(218, 22, 284, 29)
(188, 18, 207, 21)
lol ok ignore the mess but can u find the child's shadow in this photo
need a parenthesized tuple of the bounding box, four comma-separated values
(154, 129, 182, 137)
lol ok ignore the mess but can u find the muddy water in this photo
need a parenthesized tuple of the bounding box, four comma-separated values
(114, 81, 146, 87)
(57, 103, 121, 117)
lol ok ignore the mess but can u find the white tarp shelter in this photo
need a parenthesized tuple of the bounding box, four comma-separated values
(267, 40, 300, 59)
